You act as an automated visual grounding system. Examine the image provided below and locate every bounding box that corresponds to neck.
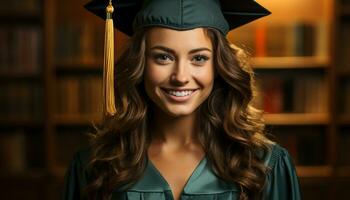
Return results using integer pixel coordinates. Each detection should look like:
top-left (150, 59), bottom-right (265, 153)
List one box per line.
top-left (149, 107), bottom-right (200, 150)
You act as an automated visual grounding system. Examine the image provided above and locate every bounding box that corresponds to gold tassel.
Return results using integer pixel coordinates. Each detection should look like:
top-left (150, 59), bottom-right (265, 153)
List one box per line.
top-left (103, 0), bottom-right (116, 117)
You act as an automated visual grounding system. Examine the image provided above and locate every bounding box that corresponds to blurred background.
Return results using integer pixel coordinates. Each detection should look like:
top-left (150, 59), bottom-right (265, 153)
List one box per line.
top-left (0, 0), bottom-right (349, 199)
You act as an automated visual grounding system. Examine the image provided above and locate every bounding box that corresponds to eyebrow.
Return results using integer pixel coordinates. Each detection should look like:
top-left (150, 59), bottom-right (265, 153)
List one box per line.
top-left (150, 45), bottom-right (212, 54)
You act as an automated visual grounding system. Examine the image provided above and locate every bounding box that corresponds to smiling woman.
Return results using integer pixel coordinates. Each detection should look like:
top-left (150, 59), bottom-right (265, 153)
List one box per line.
top-left (144, 27), bottom-right (214, 117)
top-left (62, 0), bottom-right (301, 200)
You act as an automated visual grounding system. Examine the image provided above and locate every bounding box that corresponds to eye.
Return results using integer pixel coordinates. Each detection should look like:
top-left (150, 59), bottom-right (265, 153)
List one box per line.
top-left (153, 53), bottom-right (174, 64)
top-left (192, 55), bottom-right (210, 65)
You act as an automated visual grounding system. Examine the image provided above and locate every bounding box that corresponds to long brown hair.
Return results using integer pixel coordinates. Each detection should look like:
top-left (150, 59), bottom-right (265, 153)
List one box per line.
top-left (84, 27), bottom-right (274, 200)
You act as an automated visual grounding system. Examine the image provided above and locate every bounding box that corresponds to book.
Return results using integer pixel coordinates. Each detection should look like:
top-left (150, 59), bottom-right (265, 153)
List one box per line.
top-left (0, 26), bottom-right (42, 75)
top-left (56, 76), bottom-right (103, 118)
top-left (0, 83), bottom-right (43, 119)
top-left (55, 22), bottom-right (105, 66)
top-left (255, 24), bottom-right (267, 57)
top-left (0, 131), bottom-right (27, 173)
top-left (260, 76), bottom-right (284, 113)
top-left (252, 22), bottom-right (321, 57)
top-left (293, 75), bottom-right (327, 113)
top-left (0, 0), bottom-right (40, 13)
top-left (280, 133), bottom-right (299, 164)
top-left (293, 22), bottom-right (316, 56)
top-left (315, 21), bottom-right (329, 58)
top-left (338, 131), bottom-right (350, 165)
top-left (265, 24), bottom-right (290, 57)
top-left (297, 131), bottom-right (325, 165)
top-left (341, 81), bottom-right (350, 114)
top-left (339, 24), bottom-right (350, 69)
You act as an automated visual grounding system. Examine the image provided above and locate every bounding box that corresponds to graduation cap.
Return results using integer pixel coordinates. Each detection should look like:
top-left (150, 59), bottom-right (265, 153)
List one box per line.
top-left (83, 0), bottom-right (271, 116)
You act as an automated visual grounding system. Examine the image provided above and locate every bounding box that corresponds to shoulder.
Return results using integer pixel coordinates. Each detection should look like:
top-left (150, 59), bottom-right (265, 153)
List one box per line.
top-left (67, 146), bottom-right (93, 181)
top-left (67, 146), bottom-right (91, 177)
top-left (262, 143), bottom-right (302, 199)
top-left (65, 146), bottom-right (93, 184)
top-left (71, 146), bottom-right (92, 167)
top-left (265, 143), bottom-right (292, 168)
top-left (62, 146), bottom-right (93, 199)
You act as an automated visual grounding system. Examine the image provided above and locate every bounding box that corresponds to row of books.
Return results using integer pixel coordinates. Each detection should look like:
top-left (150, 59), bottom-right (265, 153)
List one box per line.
top-left (339, 24), bottom-right (350, 69)
top-left (0, 131), bottom-right (27, 172)
top-left (0, 0), bottom-right (40, 13)
top-left (0, 129), bottom-right (44, 173)
top-left (343, 0), bottom-right (350, 6)
top-left (56, 76), bottom-right (103, 115)
top-left (0, 84), bottom-right (43, 119)
top-left (273, 129), bottom-right (326, 165)
top-left (229, 21), bottom-right (328, 57)
top-left (55, 23), bottom-right (104, 65)
top-left (339, 81), bottom-right (350, 114)
top-left (0, 27), bottom-right (42, 75)
top-left (338, 132), bottom-right (350, 165)
top-left (255, 75), bottom-right (328, 113)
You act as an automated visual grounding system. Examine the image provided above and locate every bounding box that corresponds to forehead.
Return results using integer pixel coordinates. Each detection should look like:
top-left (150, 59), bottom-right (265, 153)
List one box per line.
top-left (145, 27), bottom-right (212, 50)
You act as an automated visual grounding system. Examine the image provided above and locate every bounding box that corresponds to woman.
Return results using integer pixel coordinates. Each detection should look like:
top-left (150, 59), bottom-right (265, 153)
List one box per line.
top-left (63, 0), bottom-right (301, 199)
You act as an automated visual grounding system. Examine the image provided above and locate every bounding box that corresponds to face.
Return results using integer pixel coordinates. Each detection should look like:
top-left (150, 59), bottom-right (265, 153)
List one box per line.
top-left (144, 27), bottom-right (214, 117)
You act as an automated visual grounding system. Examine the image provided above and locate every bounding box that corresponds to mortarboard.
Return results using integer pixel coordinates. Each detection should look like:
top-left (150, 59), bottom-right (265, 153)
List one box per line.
top-left (83, 0), bottom-right (271, 116)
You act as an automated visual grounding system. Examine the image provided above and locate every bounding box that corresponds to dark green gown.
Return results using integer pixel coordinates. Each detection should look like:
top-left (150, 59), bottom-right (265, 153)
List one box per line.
top-left (62, 143), bottom-right (301, 200)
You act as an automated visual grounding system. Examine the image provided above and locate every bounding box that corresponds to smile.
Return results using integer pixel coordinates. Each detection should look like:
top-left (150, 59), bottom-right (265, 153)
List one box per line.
top-left (161, 88), bottom-right (198, 102)
top-left (166, 90), bottom-right (196, 97)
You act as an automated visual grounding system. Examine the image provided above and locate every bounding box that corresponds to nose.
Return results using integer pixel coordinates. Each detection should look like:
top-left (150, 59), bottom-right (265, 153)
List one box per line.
top-left (170, 60), bottom-right (190, 85)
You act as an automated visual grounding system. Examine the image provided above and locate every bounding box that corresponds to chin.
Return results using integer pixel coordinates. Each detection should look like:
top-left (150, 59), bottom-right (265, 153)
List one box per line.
top-left (161, 104), bottom-right (199, 117)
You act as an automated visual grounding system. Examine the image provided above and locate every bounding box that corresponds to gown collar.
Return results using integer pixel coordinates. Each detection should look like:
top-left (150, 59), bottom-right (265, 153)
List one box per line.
top-left (123, 155), bottom-right (239, 194)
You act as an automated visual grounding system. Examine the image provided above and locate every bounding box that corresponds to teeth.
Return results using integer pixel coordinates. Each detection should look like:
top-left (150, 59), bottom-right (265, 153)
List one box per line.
top-left (167, 90), bottom-right (194, 97)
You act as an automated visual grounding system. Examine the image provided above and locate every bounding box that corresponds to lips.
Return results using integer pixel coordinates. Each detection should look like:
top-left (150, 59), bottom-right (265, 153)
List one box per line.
top-left (161, 88), bottom-right (198, 97)
top-left (161, 88), bottom-right (197, 101)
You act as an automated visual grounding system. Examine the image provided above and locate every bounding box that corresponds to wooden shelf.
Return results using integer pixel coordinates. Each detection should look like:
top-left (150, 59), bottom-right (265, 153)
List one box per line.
top-left (252, 56), bottom-right (329, 69)
top-left (54, 114), bottom-right (102, 126)
top-left (263, 113), bottom-right (329, 125)
top-left (296, 166), bottom-right (333, 178)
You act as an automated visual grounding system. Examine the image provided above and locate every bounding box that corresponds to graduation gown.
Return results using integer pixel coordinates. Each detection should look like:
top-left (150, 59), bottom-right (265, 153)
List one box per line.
top-left (62, 143), bottom-right (301, 200)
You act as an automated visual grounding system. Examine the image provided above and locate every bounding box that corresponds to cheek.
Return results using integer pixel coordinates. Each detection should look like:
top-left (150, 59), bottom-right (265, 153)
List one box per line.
top-left (195, 65), bottom-right (215, 90)
top-left (144, 63), bottom-right (168, 93)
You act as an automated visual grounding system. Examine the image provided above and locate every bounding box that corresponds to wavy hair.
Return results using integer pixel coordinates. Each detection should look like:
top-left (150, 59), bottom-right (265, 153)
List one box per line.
top-left (84, 27), bottom-right (274, 200)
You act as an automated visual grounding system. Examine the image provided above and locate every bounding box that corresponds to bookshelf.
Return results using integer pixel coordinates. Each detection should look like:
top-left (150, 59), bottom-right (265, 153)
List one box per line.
top-left (334, 0), bottom-right (350, 195)
top-left (0, 0), bottom-right (45, 178)
top-left (0, 0), bottom-right (349, 199)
